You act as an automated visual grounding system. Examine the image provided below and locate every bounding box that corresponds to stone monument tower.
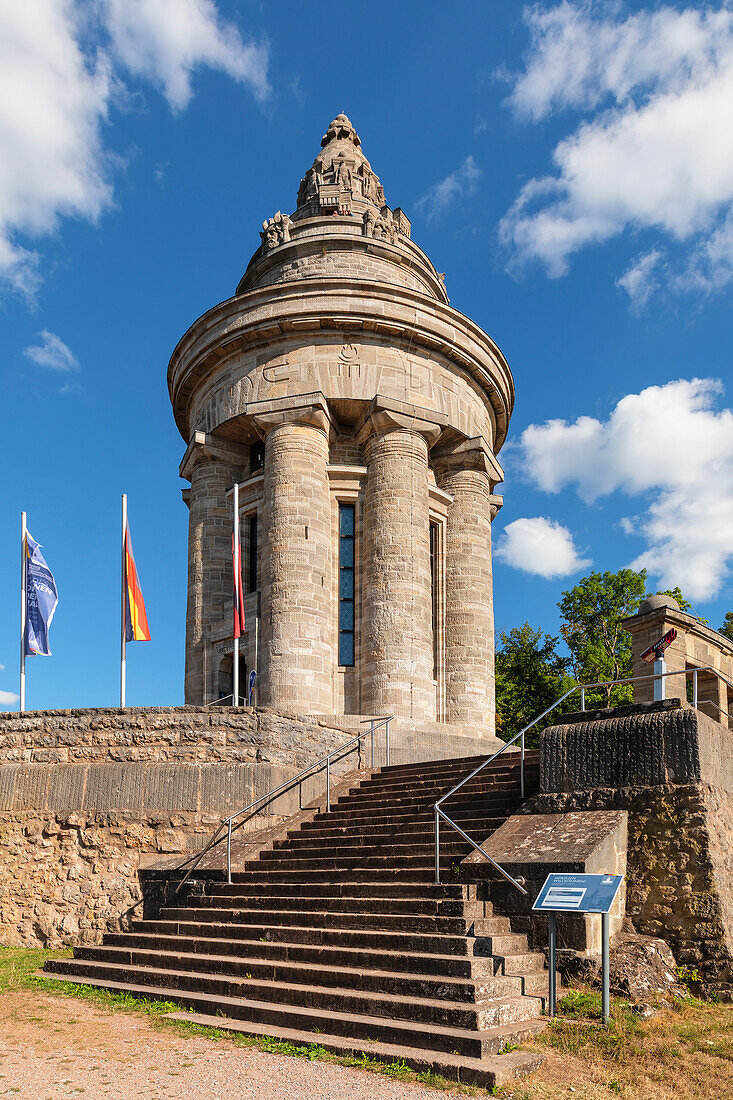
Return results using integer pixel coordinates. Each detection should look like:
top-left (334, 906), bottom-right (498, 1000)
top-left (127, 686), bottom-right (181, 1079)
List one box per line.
top-left (168, 114), bottom-right (514, 733)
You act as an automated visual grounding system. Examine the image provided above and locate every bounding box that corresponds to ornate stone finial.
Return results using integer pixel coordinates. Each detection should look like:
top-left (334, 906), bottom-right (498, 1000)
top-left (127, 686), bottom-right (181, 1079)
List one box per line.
top-left (321, 113), bottom-right (361, 149)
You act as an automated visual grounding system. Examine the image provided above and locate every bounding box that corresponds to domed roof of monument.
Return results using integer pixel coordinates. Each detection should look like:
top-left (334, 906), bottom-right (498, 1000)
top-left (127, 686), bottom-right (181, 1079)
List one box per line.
top-left (638, 593), bottom-right (681, 615)
top-left (311, 114), bottom-right (372, 171)
top-left (293, 112), bottom-right (388, 217)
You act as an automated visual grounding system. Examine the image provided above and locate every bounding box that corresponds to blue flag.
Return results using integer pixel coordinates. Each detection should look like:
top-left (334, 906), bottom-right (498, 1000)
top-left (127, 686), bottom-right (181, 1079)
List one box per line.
top-left (25, 532), bottom-right (58, 657)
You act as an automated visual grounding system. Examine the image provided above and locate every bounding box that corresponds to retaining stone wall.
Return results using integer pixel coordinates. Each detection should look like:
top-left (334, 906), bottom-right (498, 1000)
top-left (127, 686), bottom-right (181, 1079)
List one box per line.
top-left (534, 702), bottom-right (733, 997)
top-left (0, 705), bottom-right (498, 948)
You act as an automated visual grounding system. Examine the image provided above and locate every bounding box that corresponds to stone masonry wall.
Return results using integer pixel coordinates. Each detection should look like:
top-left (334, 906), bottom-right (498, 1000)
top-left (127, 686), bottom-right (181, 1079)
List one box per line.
top-left (535, 702), bottom-right (733, 997)
top-left (0, 705), bottom-right (500, 948)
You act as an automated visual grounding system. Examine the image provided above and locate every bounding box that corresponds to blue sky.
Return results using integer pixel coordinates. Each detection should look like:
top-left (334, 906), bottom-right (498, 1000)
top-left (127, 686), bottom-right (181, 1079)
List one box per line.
top-left (2, 0), bottom-right (733, 710)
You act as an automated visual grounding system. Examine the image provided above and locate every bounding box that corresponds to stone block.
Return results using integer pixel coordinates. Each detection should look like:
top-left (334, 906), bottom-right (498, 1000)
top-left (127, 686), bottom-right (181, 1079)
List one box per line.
top-left (12, 766), bottom-right (50, 810)
top-left (463, 810), bottom-right (627, 954)
top-left (199, 764), bottom-right (253, 815)
top-left (143, 765), bottom-right (199, 813)
top-left (47, 767), bottom-right (87, 813)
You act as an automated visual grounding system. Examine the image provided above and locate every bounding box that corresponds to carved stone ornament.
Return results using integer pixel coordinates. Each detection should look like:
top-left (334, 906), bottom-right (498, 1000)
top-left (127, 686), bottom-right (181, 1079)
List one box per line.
top-left (260, 211), bottom-right (292, 250)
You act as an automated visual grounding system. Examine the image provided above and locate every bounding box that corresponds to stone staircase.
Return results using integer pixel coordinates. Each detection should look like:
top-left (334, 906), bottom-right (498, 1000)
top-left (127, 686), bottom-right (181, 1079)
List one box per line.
top-left (43, 749), bottom-right (550, 1086)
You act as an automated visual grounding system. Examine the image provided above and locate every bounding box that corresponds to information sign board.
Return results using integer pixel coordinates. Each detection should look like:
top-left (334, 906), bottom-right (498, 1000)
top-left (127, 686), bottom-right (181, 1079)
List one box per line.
top-left (532, 873), bottom-right (623, 914)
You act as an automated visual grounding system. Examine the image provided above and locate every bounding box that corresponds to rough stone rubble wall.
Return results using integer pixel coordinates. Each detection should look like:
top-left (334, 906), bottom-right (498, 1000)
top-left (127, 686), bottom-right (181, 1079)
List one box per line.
top-left (0, 706), bottom-right (500, 948)
top-left (536, 703), bottom-right (733, 997)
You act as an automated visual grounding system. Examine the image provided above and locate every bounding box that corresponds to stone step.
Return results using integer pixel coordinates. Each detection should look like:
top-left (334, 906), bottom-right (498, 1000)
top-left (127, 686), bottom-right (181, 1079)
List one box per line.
top-left (258, 841), bottom-right (469, 862)
top-left (71, 944), bottom-right (526, 1003)
top-left (290, 815), bottom-right (504, 841)
top-left (162, 1010), bottom-right (545, 1089)
top-left (307, 799), bottom-right (520, 825)
top-left (105, 929), bottom-right (500, 979)
top-left (40, 967), bottom-right (542, 1055)
top-left (42, 750), bottom-right (549, 1087)
top-left (129, 916), bottom-right (496, 957)
top-left (374, 752), bottom-right (537, 779)
top-left (108, 927), bottom-right (554, 995)
top-left (236, 855), bottom-right (469, 874)
top-left (156, 905), bottom-right (508, 937)
top-left (226, 868), bottom-right (443, 883)
top-left (359, 770), bottom-right (538, 797)
top-left (189, 894), bottom-right (494, 919)
top-left (206, 880), bottom-right (475, 901)
top-left (493, 951), bottom-right (546, 975)
top-left (332, 791), bottom-right (524, 813)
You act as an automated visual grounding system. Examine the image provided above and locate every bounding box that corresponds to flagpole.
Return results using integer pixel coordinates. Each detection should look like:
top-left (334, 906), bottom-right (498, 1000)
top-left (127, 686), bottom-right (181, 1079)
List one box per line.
top-left (20, 511), bottom-right (27, 713)
top-left (120, 493), bottom-right (127, 709)
top-left (233, 482), bottom-right (239, 708)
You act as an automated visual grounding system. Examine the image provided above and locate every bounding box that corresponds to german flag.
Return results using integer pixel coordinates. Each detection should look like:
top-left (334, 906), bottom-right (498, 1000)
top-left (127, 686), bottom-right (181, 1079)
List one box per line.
top-left (124, 522), bottom-right (150, 642)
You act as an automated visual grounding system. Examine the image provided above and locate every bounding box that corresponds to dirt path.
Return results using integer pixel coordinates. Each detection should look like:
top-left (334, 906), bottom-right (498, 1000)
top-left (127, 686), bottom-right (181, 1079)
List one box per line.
top-left (0, 991), bottom-right (467, 1099)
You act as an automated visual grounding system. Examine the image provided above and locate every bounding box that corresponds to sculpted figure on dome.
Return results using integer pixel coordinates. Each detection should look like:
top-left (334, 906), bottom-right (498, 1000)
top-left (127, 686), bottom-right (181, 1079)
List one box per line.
top-left (260, 211), bottom-right (292, 250)
top-left (362, 207), bottom-right (377, 237)
top-left (336, 158), bottom-right (353, 191)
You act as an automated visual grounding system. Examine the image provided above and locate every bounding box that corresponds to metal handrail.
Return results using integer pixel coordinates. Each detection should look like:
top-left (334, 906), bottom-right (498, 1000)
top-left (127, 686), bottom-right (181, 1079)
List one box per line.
top-left (203, 693), bottom-right (247, 707)
top-left (174, 716), bottom-right (393, 892)
top-left (434, 664), bottom-right (733, 887)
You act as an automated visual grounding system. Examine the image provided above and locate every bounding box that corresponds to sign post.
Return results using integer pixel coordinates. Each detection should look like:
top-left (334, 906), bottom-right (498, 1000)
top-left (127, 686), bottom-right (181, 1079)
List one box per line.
top-left (533, 872), bottom-right (624, 1024)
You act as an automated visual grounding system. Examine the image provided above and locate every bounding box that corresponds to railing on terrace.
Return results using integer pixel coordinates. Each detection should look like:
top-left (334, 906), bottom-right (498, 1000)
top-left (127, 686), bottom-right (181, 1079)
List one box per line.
top-left (434, 665), bottom-right (733, 890)
top-left (174, 716), bottom-right (393, 891)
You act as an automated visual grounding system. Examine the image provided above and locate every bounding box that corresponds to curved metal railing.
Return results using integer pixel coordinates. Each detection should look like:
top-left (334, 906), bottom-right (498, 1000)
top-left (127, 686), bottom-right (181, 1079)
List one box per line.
top-left (434, 665), bottom-right (733, 888)
top-left (174, 716), bottom-right (393, 892)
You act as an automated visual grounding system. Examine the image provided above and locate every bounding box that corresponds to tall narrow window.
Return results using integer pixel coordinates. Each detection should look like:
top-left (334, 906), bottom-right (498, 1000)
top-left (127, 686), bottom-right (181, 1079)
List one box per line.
top-left (339, 504), bottom-right (355, 667)
top-left (248, 515), bottom-right (258, 592)
top-left (430, 522), bottom-right (439, 680)
top-left (250, 440), bottom-right (265, 473)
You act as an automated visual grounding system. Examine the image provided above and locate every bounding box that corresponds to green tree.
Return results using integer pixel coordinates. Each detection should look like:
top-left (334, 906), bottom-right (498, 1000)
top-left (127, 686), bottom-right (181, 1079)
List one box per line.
top-left (720, 612), bottom-right (733, 642)
top-left (495, 623), bottom-right (572, 747)
top-left (559, 569), bottom-right (648, 705)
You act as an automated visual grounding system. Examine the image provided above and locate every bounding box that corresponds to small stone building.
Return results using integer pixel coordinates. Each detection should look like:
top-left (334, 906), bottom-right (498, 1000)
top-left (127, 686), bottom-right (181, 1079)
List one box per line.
top-left (169, 115), bottom-right (512, 733)
top-left (624, 593), bottom-right (733, 725)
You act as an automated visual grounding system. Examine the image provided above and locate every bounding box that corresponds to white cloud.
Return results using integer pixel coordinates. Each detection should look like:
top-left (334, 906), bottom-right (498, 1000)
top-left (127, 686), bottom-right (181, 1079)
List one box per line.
top-left (496, 516), bottom-right (591, 579)
top-left (617, 249), bottom-right (663, 310)
top-left (418, 156), bottom-right (481, 223)
top-left (103, 0), bottom-right (270, 111)
top-left (0, 1), bottom-right (113, 298)
top-left (517, 378), bottom-right (733, 600)
top-left (0, 1), bottom-right (268, 299)
top-left (501, 3), bottom-right (733, 297)
top-left (24, 331), bottom-right (79, 372)
top-left (0, 690), bottom-right (19, 707)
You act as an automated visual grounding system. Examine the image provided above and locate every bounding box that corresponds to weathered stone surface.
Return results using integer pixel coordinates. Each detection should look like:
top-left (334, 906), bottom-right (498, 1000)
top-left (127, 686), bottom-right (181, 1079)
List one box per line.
top-left (464, 811), bottom-right (627, 953)
top-left (541, 703), bottom-right (733, 793)
top-left (534, 702), bottom-right (733, 997)
top-left (558, 934), bottom-right (686, 1000)
top-left (170, 114), bottom-right (512, 733)
top-left (0, 704), bottom-right (500, 948)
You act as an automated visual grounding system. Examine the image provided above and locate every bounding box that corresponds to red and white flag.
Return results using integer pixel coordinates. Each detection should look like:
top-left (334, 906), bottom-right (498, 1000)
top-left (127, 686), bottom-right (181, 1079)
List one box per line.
top-left (232, 527), bottom-right (245, 639)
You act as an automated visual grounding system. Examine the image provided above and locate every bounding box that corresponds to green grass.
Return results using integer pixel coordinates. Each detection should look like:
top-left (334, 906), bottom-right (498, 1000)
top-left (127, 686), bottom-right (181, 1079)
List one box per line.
top-left (0, 947), bottom-right (485, 1094)
top-left (500, 988), bottom-right (733, 1100)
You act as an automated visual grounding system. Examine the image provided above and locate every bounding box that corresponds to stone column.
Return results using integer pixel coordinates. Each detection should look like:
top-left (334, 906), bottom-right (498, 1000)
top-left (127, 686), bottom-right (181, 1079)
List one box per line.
top-left (252, 396), bottom-right (334, 713)
top-left (180, 433), bottom-right (247, 705)
top-left (357, 401), bottom-right (441, 719)
top-left (433, 440), bottom-right (497, 731)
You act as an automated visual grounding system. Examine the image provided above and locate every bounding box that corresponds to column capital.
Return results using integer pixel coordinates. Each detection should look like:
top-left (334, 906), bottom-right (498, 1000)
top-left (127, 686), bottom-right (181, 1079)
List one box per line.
top-left (355, 395), bottom-right (447, 447)
top-left (248, 392), bottom-right (333, 438)
top-left (431, 435), bottom-right (504, 488)
top-left (179, 431), bottom-right (248, 481)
